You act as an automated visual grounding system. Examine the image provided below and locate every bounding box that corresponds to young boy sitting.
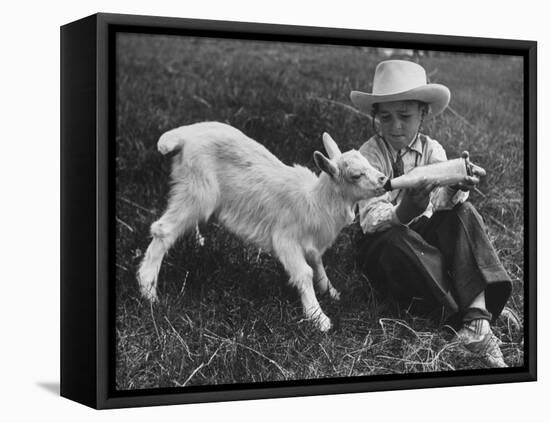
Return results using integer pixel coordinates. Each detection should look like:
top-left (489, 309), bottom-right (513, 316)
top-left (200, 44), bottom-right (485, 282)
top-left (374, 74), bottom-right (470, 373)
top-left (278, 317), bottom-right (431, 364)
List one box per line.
top-left (351, 60), bottom-right (512, 368)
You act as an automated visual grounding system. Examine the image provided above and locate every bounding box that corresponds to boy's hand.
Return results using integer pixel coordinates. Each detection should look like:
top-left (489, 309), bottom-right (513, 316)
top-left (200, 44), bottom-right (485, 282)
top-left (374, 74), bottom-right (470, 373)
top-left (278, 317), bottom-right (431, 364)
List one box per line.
top-left (396, 178), bottom-right (438, 224)
top-left (453, 151), bottom-right (486, 191)
top-left (453, 175), bottom-right (480, 191)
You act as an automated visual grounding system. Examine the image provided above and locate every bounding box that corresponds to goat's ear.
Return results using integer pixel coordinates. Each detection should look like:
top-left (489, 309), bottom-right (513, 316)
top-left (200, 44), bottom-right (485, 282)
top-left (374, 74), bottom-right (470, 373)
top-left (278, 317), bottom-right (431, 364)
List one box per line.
top-left (314, 151), bottom-right (339, 178)
top-left (322, 132), bottom-right (342, 160)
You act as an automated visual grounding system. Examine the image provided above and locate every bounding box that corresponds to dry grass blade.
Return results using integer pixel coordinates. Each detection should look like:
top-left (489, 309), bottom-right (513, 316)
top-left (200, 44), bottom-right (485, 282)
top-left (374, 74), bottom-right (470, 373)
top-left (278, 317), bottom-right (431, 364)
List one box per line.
top-left (236, 343), bottom-right (290, 378)
top-left (485, 214), bottom-right (516, 236)
top-left (119, 196), bottom-right (156, 215)
top-left (309, 96), bottom-right (374, 121)
top-left (319, 343), bottom-right (337, 373)
top-left (377, 341), bottom-right (459, 370)
top-left (149, 302), bottom-right (161, 345)
top-left (379, 318), bottom-right (424, 339)
top-left (178, 271), bottom-right (190, 297)
top-left (473, 187), bottom-right (487, 198)
top-left (500, 306), bottom-right (522, 330)
top-left (116, 216), bottom-right (135, 232)
top-left (163, 316), bottom-right (192, 360)
top-left (445, 105), bottom-right (481, 135)
top-left (176, 342), bottom-right (227, 387)
top-left (192, 94), bottom-right (212, 109)
top-left (115, 263), bottom-right (129, 272)
top-left (205, 329), bottom-right (290, 378)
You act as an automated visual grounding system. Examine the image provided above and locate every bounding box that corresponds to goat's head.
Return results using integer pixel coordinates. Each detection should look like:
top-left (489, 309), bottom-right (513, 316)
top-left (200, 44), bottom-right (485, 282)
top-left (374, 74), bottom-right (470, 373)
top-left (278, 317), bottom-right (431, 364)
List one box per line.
top-left (314, 132), bottom-right (388, 200)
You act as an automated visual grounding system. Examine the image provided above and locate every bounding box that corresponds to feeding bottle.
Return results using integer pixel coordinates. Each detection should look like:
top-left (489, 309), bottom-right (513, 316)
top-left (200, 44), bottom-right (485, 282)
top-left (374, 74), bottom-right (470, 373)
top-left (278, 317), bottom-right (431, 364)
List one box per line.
top-left (383, 151), bottom-right (486, 191)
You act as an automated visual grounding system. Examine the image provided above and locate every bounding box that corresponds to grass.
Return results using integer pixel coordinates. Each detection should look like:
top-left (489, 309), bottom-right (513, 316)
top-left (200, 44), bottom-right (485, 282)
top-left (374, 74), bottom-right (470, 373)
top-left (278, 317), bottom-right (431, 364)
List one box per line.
top-left (114, 34), bottom-right (525, 390)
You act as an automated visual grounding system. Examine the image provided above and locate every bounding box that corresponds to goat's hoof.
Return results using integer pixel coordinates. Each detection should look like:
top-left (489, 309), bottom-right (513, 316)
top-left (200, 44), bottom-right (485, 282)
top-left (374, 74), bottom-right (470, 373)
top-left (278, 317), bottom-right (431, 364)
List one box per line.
top-left (139, 285), bottom-right (158, 303)
top-left (316, 314), bottom-right (332, 332)
top-left (195, 232), bottom-right (205, 247)
top-left (329, 288), bottom-right (341, 301)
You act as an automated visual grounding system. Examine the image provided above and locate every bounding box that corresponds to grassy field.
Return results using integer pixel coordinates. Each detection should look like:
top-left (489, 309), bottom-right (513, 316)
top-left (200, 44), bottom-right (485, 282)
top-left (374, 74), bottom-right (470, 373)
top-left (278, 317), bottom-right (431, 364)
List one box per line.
top-left (114, 33), bottom-right (524, 390)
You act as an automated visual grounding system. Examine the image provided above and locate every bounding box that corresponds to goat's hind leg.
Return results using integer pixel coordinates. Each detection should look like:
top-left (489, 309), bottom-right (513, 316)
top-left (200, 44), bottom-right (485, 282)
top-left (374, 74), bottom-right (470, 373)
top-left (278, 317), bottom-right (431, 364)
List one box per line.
top-left (274, 239), bottom-right (332, 332)
top-left (137, 207), bottom-right (200, 302)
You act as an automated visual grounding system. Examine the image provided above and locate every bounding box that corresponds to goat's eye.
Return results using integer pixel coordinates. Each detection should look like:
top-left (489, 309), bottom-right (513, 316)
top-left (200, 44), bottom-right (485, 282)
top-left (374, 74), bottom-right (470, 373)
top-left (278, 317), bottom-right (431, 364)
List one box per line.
top-left (350, 173), bottom-right (362, 181)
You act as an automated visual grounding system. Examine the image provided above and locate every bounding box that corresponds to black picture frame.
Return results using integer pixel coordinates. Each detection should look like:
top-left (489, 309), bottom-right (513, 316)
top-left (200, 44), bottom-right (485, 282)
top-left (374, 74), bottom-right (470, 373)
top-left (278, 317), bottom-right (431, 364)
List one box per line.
top-left (60, 12), bottom-right (537, 409)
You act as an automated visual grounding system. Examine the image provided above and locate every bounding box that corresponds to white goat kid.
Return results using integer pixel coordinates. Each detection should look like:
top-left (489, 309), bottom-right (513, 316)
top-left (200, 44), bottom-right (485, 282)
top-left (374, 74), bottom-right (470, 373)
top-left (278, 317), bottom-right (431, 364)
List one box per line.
top-left (137, 122), bottom-right (387, 331)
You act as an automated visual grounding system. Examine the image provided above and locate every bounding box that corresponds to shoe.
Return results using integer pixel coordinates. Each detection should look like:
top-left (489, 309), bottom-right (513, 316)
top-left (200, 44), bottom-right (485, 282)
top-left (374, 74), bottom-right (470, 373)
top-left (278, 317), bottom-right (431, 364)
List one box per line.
top-left (456, 320), bottom-right (508, 368)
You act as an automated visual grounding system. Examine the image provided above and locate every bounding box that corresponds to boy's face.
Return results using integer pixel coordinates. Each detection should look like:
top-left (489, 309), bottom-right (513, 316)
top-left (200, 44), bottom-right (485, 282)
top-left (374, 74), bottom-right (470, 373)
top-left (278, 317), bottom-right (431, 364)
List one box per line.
top-left (375, 100), bottom-right (424, 151)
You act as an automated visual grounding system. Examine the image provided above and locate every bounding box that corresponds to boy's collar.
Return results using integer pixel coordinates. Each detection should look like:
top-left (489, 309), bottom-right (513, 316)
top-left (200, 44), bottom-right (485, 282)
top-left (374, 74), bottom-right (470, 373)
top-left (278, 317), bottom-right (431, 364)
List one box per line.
top-left (408, 133), bottom-right (424, 155)
top-left (378, 133), bottom-right (424, 155)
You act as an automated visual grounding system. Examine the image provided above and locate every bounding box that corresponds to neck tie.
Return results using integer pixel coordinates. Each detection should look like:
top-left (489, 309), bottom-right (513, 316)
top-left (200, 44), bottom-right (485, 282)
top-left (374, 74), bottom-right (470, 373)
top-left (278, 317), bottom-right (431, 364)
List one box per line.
top-left (392, 151), bottom-right (404, 177)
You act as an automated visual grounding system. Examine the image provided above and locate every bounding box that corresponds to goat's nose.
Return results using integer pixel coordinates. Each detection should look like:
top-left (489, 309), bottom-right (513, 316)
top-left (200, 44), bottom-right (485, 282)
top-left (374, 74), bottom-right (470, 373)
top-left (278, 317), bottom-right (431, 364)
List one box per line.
top-left (378, 174), bottom-right (388, 185)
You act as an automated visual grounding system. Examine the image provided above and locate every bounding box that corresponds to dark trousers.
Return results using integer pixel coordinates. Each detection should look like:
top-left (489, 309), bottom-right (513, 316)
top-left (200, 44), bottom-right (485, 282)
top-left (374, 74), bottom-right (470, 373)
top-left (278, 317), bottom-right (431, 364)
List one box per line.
top-left (357, 202), bottom-right (512, 326)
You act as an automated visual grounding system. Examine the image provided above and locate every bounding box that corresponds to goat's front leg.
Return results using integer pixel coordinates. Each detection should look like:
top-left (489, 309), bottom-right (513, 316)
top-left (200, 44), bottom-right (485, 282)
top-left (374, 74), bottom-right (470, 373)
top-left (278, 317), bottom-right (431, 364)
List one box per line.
top-left (306, 249), bottom-right (341, 301)
top-left (274, 240), bottom-right (331, 332)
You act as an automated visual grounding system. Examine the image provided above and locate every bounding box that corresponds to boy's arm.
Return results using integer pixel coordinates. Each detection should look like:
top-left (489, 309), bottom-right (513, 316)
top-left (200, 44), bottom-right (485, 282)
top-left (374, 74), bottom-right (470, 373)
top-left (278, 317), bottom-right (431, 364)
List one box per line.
top-left (358, 195), bottom-right (401, 233)
top-left (358, 139), bottom-right (402, 233)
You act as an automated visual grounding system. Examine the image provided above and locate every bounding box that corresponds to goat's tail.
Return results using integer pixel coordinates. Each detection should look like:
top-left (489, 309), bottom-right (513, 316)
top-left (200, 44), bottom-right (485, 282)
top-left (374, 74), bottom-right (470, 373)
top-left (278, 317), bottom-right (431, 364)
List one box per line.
top-left (157, 126), bottom-right (188, 156)
top-left (157, 122), bottom-right (242, 157)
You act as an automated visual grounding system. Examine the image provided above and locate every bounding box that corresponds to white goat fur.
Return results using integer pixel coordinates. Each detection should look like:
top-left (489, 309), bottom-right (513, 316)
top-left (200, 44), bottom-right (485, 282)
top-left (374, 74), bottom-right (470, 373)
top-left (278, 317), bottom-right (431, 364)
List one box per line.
top-left (137, 122), bottom-right (386, 331)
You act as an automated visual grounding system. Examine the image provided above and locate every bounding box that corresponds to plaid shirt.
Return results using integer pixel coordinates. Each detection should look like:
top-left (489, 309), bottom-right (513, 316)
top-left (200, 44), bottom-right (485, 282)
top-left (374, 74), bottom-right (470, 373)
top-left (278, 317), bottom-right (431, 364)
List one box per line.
top-left (358, 133), bottom-right (469, 234)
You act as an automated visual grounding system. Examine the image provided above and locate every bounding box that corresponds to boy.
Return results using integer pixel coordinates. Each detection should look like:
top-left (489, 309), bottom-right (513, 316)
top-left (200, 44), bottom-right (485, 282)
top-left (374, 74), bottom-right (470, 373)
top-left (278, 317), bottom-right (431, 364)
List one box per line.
top-left (351, 60), bottom-right (512, 368)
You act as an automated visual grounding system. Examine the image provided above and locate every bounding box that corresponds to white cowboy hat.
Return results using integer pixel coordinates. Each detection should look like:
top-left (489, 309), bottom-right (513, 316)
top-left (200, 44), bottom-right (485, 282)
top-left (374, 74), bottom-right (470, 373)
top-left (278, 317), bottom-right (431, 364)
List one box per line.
top-left (350, 60), bottom-right (451, 118)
